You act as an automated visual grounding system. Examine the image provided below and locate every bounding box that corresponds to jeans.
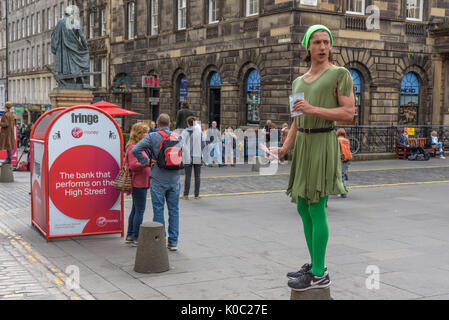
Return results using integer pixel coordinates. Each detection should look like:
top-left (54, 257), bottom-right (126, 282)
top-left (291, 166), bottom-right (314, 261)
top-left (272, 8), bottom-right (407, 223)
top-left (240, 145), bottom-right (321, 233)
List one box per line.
top-left (150, 179), bottom-right (180, 246)
top-left (126, 187), bottom-right (148, 240)
top-left (341, 161), bottom-right (349, 188)
top-left (184, 164), bottom-right (201, 197)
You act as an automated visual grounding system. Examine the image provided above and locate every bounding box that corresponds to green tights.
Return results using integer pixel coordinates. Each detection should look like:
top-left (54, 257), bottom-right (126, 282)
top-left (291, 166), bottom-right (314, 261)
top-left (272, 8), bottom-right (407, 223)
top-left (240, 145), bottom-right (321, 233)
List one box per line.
top-left (297, 196), bottom-right (329, 277)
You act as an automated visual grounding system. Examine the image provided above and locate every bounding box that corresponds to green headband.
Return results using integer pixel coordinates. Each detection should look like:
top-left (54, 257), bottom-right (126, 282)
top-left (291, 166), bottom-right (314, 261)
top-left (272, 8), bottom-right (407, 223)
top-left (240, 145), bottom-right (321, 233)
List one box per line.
top-left (301, 25), bottom-right (333, 50)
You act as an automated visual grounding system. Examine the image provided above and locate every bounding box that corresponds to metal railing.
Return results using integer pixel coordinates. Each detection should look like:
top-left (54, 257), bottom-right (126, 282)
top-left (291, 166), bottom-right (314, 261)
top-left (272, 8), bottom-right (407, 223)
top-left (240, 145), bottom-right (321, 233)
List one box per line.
top-left (339, 125), bottom-right (449, 154)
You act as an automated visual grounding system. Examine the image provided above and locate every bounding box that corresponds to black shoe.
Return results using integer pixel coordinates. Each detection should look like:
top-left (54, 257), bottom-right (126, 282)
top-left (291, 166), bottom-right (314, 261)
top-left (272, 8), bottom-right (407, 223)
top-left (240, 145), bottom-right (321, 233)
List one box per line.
top-left (286, 263), bottom-right (312, 280)
top-left (288, 270), bottom-right (331, 291)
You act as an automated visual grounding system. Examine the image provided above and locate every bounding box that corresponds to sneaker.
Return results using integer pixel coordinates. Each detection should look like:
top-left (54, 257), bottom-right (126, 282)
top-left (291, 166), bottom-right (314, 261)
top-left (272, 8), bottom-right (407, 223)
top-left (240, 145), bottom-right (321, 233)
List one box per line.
top-left (286, 263), bottom-right (312, 280)
top-left (340, 193), bottom-right (347, 198)
top-left (131, 240), bottom-right (138, 247)
top-left (440, 155), bottom-right (446, 159)
top-left (180, 195), bottom-right (189, 200)
top-left (125, 236), bottom-right (133, 244)
top-left (288, 270), bottom-right (331, 291)
top-left (194, 195), bottom-right (201, 199)
top-left (167, 244), bottom-right (178, 251)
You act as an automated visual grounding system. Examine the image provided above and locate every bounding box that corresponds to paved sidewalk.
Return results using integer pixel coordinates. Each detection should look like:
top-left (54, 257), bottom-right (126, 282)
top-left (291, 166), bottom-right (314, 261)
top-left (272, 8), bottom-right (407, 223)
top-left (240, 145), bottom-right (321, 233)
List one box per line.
top-left (1, 159), bottom-right (449, 299)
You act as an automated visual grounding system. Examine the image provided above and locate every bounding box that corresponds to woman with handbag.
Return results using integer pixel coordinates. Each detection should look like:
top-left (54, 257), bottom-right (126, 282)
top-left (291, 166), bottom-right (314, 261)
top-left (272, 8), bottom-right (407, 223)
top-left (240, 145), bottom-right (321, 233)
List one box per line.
top-left (125, 122), bottom-right (151, 246)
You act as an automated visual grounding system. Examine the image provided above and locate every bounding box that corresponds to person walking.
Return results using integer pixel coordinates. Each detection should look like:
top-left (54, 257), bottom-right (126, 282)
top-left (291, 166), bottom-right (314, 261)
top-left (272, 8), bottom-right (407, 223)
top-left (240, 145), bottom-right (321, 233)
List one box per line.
top-left (0, 102), bottom-right (16, 165)
top-left (223, 126), bottom-right (237, 166)
top-left (180, 117), bottom-right (204, 199)
top-left (280, 123), bottom-right (290, 164)
top-left (125, 122), bottom-right (151, 246)
top-left (336, 128), bottom-right (352, 198)
top-left (206, 121), bottom-right (223, 167)
top-left (201, 123), bottom-right (208, 165)
top-left (271, 25), bottom-right (355, 291)
top-left (175, 101), bottom-right (195, 129)
top-left (132, 114), bottom-right (182, 251)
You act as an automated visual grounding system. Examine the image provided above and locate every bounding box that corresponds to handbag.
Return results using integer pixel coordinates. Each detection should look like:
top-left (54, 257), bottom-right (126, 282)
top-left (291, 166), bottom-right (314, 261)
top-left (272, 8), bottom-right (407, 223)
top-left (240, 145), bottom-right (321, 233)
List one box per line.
top-left (113, 149), bottom-right (132, 193)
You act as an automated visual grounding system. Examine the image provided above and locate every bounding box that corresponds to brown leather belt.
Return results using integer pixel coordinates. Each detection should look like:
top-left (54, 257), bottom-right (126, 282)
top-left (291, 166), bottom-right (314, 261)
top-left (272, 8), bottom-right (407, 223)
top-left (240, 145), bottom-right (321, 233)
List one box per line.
top-left (299, 127), bottom-right (334, 134)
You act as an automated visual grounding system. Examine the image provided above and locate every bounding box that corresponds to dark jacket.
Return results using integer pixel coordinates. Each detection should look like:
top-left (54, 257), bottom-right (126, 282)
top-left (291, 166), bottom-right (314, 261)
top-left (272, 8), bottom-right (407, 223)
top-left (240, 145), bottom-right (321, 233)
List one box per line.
top-left (175, 108), bottom-right (195, 129)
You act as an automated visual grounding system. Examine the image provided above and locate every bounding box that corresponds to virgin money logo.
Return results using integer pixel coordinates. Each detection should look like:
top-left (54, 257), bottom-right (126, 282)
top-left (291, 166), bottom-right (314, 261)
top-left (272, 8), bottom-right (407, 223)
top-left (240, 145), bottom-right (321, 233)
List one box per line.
top-left (71, 127), bottom-right (83, 139)
top-left (96, 217), bottom-right (106, 227)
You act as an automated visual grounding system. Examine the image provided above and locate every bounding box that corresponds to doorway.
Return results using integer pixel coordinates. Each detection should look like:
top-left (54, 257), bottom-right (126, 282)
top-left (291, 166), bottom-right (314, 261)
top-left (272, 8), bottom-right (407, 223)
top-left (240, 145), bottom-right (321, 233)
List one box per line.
top-left (209, 88), bottom-right (221, 127)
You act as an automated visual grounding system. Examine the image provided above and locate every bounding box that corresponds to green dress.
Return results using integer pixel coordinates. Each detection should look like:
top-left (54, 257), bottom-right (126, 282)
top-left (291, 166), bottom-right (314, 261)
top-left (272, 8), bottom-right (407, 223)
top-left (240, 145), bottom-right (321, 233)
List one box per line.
top-left (286, 66), bottom-right (353, 205)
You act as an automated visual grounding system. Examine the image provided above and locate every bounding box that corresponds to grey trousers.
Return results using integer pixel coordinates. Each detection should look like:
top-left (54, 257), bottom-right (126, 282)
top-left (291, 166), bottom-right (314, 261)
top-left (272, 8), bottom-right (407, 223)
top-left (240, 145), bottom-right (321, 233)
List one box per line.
top-left (184, 164), bottom-right (201, 197)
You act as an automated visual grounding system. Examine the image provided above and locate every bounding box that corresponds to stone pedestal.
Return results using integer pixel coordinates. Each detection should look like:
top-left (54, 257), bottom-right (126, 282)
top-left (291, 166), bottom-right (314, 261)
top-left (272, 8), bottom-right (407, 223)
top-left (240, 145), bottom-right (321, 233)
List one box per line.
top-left (0, 164), bottom-right (14, 182)
top-left (134, 222), bottom-right (170, 274)
top-left (290, 288), bottom-right (332, 300)
top-left (49, 89), bottom-right (94, 108)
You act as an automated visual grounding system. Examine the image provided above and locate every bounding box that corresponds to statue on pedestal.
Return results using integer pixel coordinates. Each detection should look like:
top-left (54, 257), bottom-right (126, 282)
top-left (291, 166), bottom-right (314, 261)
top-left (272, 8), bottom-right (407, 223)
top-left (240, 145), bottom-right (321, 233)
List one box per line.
top-left (48, 6), bottom-right (99, 90)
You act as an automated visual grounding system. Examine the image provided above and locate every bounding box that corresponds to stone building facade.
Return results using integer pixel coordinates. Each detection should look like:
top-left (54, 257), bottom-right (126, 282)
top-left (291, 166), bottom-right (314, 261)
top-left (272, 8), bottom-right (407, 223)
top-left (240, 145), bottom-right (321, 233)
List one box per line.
top-left (106, 0), bottom-right (449, 131)
top-left (5, 0), bottom-right (66, 124)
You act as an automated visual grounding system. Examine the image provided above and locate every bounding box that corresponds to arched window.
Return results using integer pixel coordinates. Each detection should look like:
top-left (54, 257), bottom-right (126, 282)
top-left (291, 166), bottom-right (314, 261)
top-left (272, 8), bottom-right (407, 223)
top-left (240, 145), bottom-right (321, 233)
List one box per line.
top-left (399, 72), bottom-right (420, 125)
top-left (349, 69), bottom-right (362, 125)
top-left (209, 72), bottom-right (221, 87)
top-left (245, 69), bottom-right (260, 125)
top-left (177, 74), bottom-right (188, 110)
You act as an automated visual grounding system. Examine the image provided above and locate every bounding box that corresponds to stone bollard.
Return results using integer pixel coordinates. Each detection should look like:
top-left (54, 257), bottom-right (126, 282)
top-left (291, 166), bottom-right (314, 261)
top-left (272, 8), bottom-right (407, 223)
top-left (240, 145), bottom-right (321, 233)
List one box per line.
top-left (290, 288), bottom-right (332, 300)
top-left (0, 164), bottom-right (14, 183)
top-left (134, 222), bottom-right (170, 274)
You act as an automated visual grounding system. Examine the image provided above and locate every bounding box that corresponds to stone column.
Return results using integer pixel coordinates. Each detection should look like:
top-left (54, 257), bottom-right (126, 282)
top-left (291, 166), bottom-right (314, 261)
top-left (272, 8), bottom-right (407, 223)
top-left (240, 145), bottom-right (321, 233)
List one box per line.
top-left (443, 59), bottom-right (449, 125)
top-left (221, 84), bottom-right (240, 129)
top-left (431, 54), bottom-right (443, 125)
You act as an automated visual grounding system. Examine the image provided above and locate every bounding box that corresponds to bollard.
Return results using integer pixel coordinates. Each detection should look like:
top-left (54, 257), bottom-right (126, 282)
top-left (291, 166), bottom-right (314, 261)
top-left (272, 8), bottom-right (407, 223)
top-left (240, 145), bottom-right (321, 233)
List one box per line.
top-left (134, 222), bottom-right (170, 274)
top-left (0, 164), bottom-right (14, 183)
top-left (290, 288), bottom-right (332, 300)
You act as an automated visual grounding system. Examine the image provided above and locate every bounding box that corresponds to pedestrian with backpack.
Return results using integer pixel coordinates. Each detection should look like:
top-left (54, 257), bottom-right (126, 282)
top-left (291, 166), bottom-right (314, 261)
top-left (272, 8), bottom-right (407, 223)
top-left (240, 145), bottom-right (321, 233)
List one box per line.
top-left (336, 128), bottom-right (352, 198)
top-left (132, 114), bottom-right (183, 251)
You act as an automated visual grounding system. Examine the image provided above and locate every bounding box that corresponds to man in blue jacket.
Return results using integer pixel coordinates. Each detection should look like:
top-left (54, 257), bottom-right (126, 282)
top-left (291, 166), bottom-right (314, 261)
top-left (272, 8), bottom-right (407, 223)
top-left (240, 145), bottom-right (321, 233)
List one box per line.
top-left (132, 113), bottom-right (181, 251)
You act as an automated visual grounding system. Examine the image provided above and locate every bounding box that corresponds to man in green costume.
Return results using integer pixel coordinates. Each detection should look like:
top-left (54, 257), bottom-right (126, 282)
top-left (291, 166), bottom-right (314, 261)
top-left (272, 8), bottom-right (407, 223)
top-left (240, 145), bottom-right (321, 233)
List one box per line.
top-left (272, 25), bottom-right (355, 291)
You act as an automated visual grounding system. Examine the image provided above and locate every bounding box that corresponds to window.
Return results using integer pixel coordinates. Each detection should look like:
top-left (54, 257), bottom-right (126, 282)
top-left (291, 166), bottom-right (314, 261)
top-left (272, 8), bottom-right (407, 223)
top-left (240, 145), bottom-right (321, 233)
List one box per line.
top-left (101, 9), bottom-right (107, 36)
top-left (47, 43), bottom-right (52, 65)
top-left (349, 69), bottom-right (362, 125)
top-left (209, 0), bottom-right (218, 24)
top-left (101, 58), bottom-right (107, 88)
top-left (150, 0), bottom-right (158, 35)
top-left (177, 74), bottom-right (188, 109)
top-left (89, 12), bottom-right (94, 38)
top-left (399, 72), bottom-right (420, 125)
top-left (406, 0), bottom-right (423, 21)
top-left (21, 18), bottom-right (25, 38)
top-left (37, 45), bottom-right (41, 67)
top-left (127, 2), bottom-right (135, 39)
top-left (47, 8), bottom-right (51, 30)
top-left (31, 14), bottom-right (35, 34)
top-left (245, 69), bottom-right (261, 124)
top-left (246, 0), bottom-right (259, 17)
top-left (37, 12), bottom-right (41, 33)
top-left (27, 16), bottom-right (30, 36)
top-left (177, 0), bottom-right (186, 30)
top-left (346, 0), bottom-right (364, 15)
top-left (31, 46), bottom-right (35, 68)
top-left (54, 5), bottom-right (58, 27)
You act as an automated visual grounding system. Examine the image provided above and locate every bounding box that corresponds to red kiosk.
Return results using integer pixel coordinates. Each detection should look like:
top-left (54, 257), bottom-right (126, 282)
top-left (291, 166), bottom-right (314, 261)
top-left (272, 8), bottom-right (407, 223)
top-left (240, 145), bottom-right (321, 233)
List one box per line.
top-left (30, 105), bottom-right (124, 242)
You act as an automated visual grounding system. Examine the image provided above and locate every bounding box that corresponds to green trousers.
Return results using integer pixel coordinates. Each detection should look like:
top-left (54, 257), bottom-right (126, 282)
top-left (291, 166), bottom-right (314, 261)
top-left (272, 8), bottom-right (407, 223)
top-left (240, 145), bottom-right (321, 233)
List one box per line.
top-left (297, 196), bottom-right (329, 277)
